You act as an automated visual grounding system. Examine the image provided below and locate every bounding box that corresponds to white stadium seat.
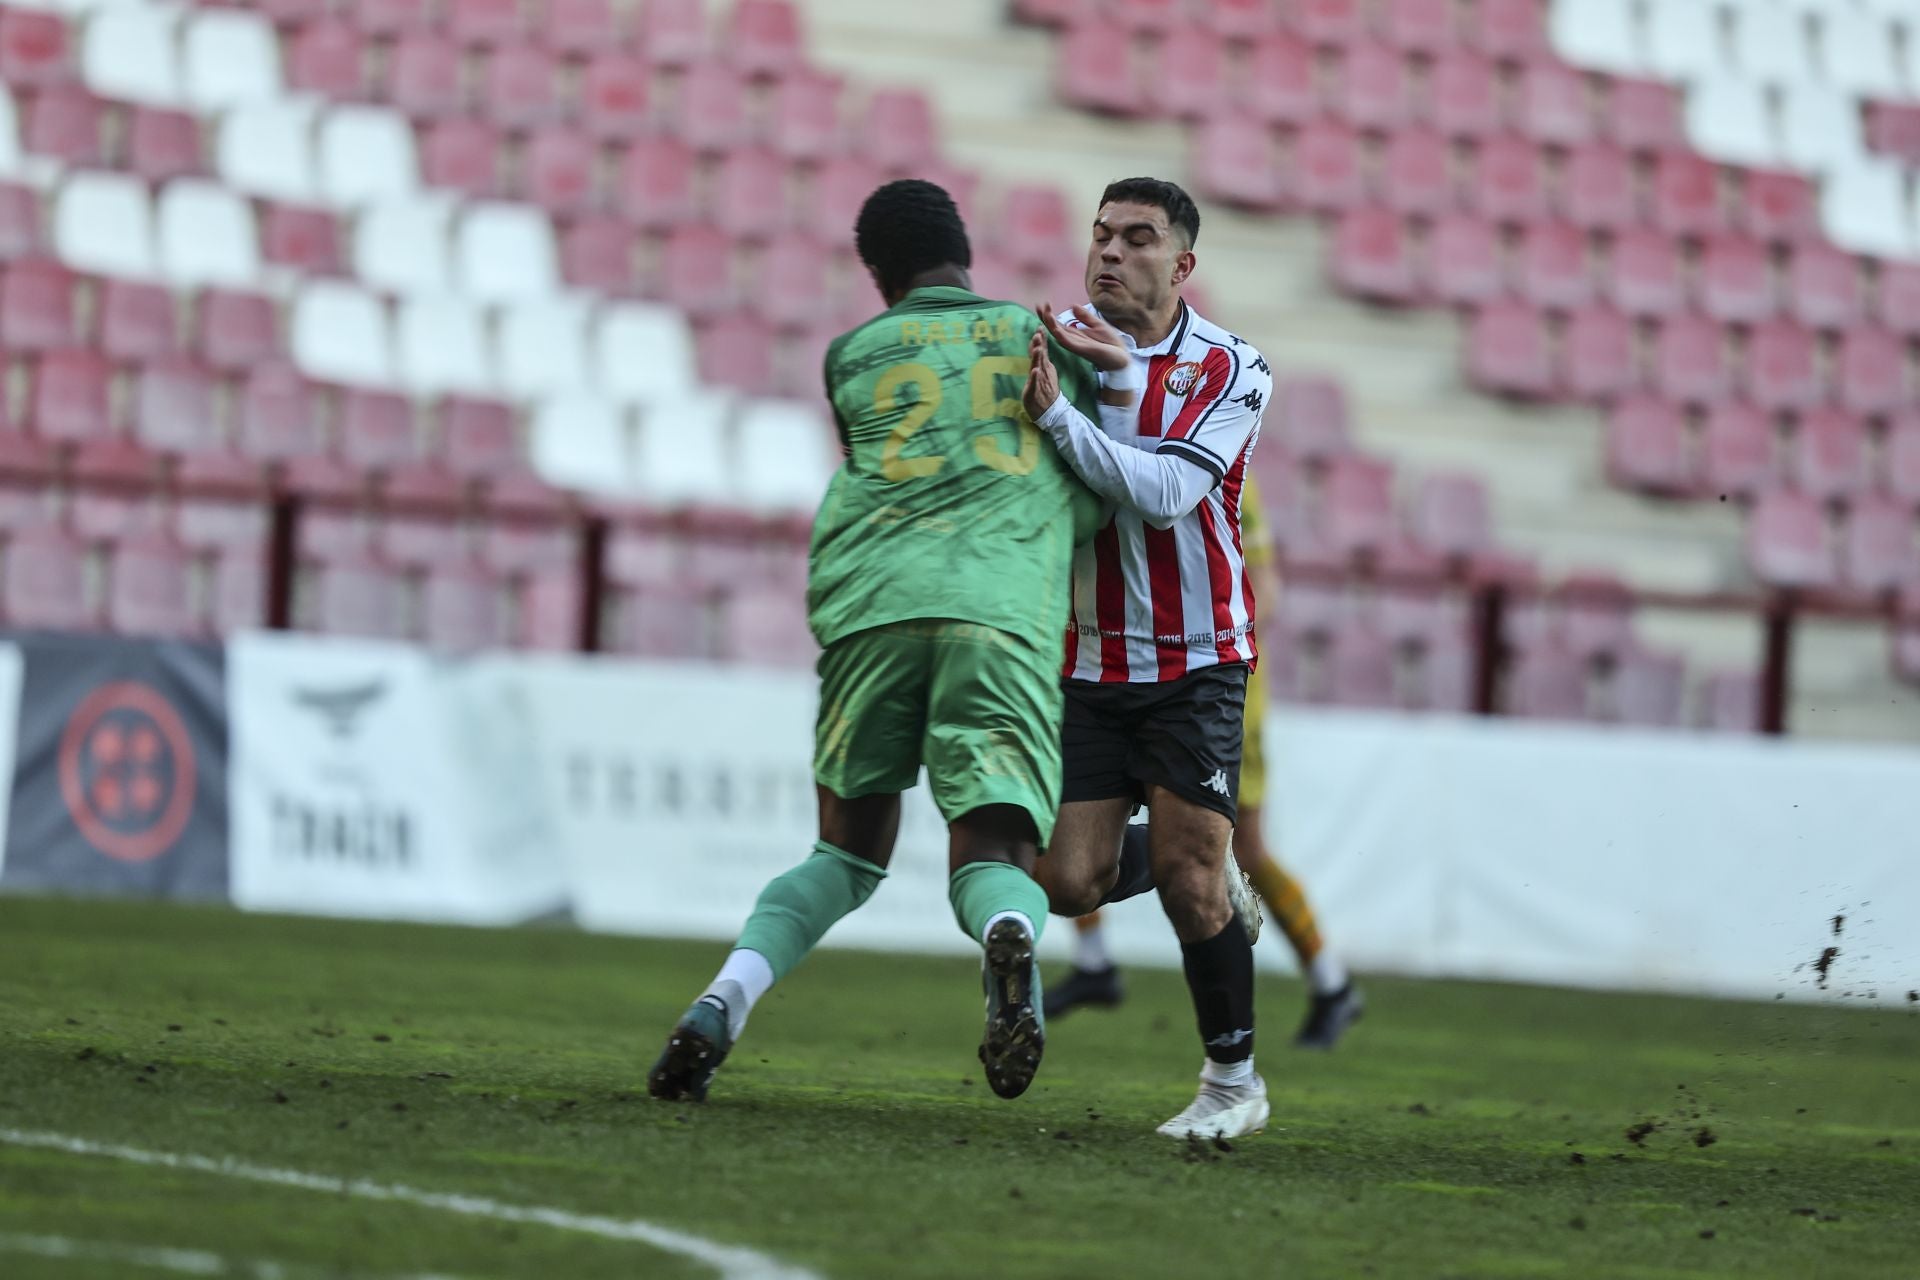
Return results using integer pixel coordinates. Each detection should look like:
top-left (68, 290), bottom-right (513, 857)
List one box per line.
top-left (353, 198), bottom-right (456, 295)
top-left (217, 101), bottom-right (320, 203)
top-left (53, 170), bottom-right (154, 277)
top-left (290, 281), bottom-right (394, 387)
top-left (1780, 85), bottom-right (1866, 173)
top-left (157, 179), bottom-right (261, 286)
top-left (498, 297), bottom-right (591, 398)
top-left (318, 106), bottom-right (417, 206)
top-left (1550, 0), bottom-right (1644, 74)
top-left (0, 85), bottom-right (21, 176)
top-left (1820, 160), bottom-right (1915, 259)
top-left (632, 391), bottom-right (734, 506)
top-left (529, 395), bottom-right (633, 495)
top-left (396, 297), bottom-right (493, 396)
top-left (456, 203), bottom-right (558, 302)
top-left (1729, 3), bottom-right (1814, 85)
top-left (592, 302), bottom-right (697, 402)
top-left (1644, 2), bottom-right (1726, 82)
top-left (1816, 9), bottom-right (1905, 97)
top-left (735, 399), bottom-right (835, 514)
top-left (181, 9), bottom-right (282, 110)
top-left (1686, 77), bottom-right (1779, 166)
top-left (81, 6), bottom-right (181, 107)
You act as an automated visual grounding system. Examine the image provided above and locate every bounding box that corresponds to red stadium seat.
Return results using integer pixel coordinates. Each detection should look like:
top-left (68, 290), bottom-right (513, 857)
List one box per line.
top-left (1002, 185), bottom-right (1072, 271)
top-left (1606, 395), bottom-right (1693, 495)
top-left (1700, 402), bottom-right (1777, 500)
top-left (861, 87), bottom-right (938, 172)
top-left (1243, 33), bottom-right (1318, 125)
top-left (420, 119), bottom-right (502, 197)
top-left (311, 556), bottom-right (408, 640)
top-left (1381, 0), bottom-right (1455, 52)
top-left (1558, 572), bottom-right (1634, 660)
top-left (1326, 623), bottom-right (1397, 708)
top-left (1291, 119), bottom-right (1367, 212)
top-left (1467, 135), bottom-right (1548, 225)
top-left (106, 534), bottom-right (198, 637)
top-left (1194, 116), bottom-right (1284, 210)
top-left (340, 389), bottom-right (418, 471)
top-left (1562, 305), bottom-right (1636, 402)
top-left (1422, 213), bottom-right (1504, 306)
top-left (254, 0), bottom-right (334, 27)
top-left (548, 0), bottom-right (625, 54)
top-left (637, 0), bottom-right (707, 68)
top-left (483, 45), bottom-right (561, 129)
top-left (612, 579), bottom-right (712, 659)
top-left (262, 204), bottom-right (344, 274)
top-left (1197, 0), bottom-right (1277, 41)
top-left (1840, 492), bottom-right (1917, 595)
top-left (1791, 408), bottom-right (1870, 504)
top-left (1380, 126), bottom-right (1455, 217)
top-left (1560, 143), bottom-right (1637, 232)
top-left (1696, 234), bottom-right (1775, 324)
top-left (1650, 151), bottom-right (1724, 238)
top-left (1878, 261), bottom-right (1920, 338)
top-left (99, 280), bottom-right (178, 364)
top-left (720, 584), bottom-right (816, 667)
top-left (0, 8), bottom-right (72, 90)
top-left (236, 363), bottom-right (322, 462)
top-left (1747, 488), bottom-right (1833, 588)
top-left (133, 358), bottom-right (219, 455)
top-left (353, 0), bottom-right (435, 36)
top-left (1330, 208), bottom-right (1416, 302)
top-left (617, 135), bottom-right (697, 231)
top-left (1508, 643), bottom-right (1587, 720)
top-left (1887, 413), bottom-right (1920, 511)
top-left (728, 0), bottom-right (804, 78)
top-left (520, 126), bottom-right (596, 214)
top-left (1651, 312), bottom-right (1730, 404)
top-left (1295, 0), bottom-right (1366, 47)
top-left (1411, 471), bottom-right (1491, 560)
top-left (579, 55), bottom-right (650, 139)
top-left (204, 543), bottom-right (265, 633)
top-left (1335, 40), bottom-right (1409, 132)
top-left (758, 231), bottom-right (828, 330)
top-left (1473, 0), bottom-right (1550, 61)
top-left (3, 526), bottom-right (94, 630)
top-left (1892, 624), bottom-right (1920, 686)
top-left (441, 396), bottom-right (521, 477)
top-left (1, 259), bottom-right (77, 352)
top-left (1148, 27), bottom-right (1228, 120)
top-left (1696, 670), bottom-right (1759, 732)
top-left (30, 350), bottom-right (110, 443)
top-left (675, 60), bottom-right (751, 154)
top-left (0, 183), bottom-right (42, 262)
top-left (558, 215), bottom-right (636, 292)
top-left (1057, 22), bottom-right (1140, 116)
top-left (125, 107), bottom-right (205, 183)
top-left (710, 148), bottom-right (789, 241)
top-left (1865, 100), bottom-right (1920, 166)
top-left (24, 85), bottom-right (106, 166)
top-left (1516, 59), bottom-right (1593, 146)
top-left (1612, 645), bottom-right (1686, 727)
top-left (1517, 221), bottom-right (1594, 310)
top-left (287, 21), bottom-right (366, 98)
top-left (385, 34), bottom-right (463, 119)
top-left (1833, 327), bottom-right (1905, 419)
top-left (69, 439), bottom-right (162, 541)
top-left (1744, 318), bottom-right (1820, 412)
top-left (769, 69), bottom-right (843, 163)
top-left (1275, 375), bottom-right (1352, 460)
top-left (801, 154), bottom-right (879, 247)
top-left (1323, 453), bottom-right (1396, 558)
top-left (1427, 51), bottom-right (1500, 138)
top-left (1607, 227), bottom-right (1685, 317)
top-left (696, 312), bottom-right (775, 396)
top-left (198, 289), bottom-right (280, 374)
top-left (1784, 242), bottom-right (1863, 330)
top-left (1468, 300), bottom-right (1553, 397)
top-left (449, 0), bottom-right (524, 46)
top-left (418, 562), bottom-right (506, 650)
top-left (1740, 170), bottom-right (1820, 244)
top-left (658, 224), bottom-right (736, 318)
top-left (1115, 0), bottom-right (1183, 33)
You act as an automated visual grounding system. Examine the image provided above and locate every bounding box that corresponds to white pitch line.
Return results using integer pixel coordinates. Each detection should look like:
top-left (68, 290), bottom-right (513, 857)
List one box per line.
top-left (0, 1129), bottom-right (821, 1280)
top-left (0, 1231), bottom-right (467, 1279)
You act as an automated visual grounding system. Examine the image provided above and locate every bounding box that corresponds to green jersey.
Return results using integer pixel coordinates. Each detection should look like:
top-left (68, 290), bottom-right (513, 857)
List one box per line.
top-left (809, 285), bottom-right (1106, 652)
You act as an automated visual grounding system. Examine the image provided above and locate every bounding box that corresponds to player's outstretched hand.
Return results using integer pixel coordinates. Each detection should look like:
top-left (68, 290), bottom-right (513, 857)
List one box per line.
top-left (1037, 302), bottom-right (1132, 372)
top-left (1025, 327), bottom-right (1061, 423)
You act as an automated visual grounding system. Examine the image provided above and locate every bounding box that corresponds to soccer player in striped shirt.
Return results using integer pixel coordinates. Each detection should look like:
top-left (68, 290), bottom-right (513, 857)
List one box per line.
top-left (1020, 177), bottom-right (1277, 1139)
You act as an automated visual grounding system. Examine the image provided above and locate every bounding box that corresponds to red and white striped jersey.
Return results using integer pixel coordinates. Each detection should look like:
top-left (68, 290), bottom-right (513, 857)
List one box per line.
top-left (1060, 300), bottom-right (1273, 684)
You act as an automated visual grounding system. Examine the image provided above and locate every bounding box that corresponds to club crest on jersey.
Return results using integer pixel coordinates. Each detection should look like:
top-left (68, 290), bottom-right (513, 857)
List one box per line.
top-left (1162, 360), bottom-right (1205, 396)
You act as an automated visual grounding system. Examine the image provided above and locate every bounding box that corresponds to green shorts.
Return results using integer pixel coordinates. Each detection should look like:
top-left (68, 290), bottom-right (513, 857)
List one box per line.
top-left (814, 619), bottom-right (1065, 845)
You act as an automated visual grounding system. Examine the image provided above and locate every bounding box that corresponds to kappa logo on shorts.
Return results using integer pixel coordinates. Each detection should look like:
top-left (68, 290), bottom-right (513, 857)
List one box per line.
top-left (1203, 769), bottom-right (1230, 796)
top-left (1162, 360), bottom-right (1206, 396)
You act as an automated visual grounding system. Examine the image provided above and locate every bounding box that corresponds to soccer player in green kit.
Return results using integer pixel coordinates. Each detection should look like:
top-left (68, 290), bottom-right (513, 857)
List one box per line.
top-left (648, 180), bottom-right (1116, 1103)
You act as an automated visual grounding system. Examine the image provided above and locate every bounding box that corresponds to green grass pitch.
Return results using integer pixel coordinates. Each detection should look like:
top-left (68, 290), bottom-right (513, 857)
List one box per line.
top-left (1, 895), bottom-right (1916, 1279)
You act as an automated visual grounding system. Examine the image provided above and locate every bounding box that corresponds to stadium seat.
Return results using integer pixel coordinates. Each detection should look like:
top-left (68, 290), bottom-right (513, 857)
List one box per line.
top-left (1792, 408), bottom-right (1870, 504)
top-left (1651, 312), bottom-right (1730, 404)
top-left (615, 135), bottom-right (697, 232)
top-left (1323, 452), bottom-right (1396, 559)
top-left (591, 301), bottom-right (697, 402)
top-left (1516, 221), bottom-right (1594, 310)
top-left (1427, 50), bottom-right (1501, 138)
top-left (483, 46), bottom-right (561, 130)
top-left (1243, 33), bottom-right (1318, 125)
top-left (658, 223), bottom-right (736, 317)
top-left (612, 579), bottom-right (715, 659)
top-left (1474, 0), bottom-right (1551, 61)
top-left (1748, 486), bottom-right (1835, 587)
top-left (1292, 119), bottom-right (1367, 212)
top-left (1410, 471), bottom-right (1491, 561)
top-left (631, 389), bottom-right (733, 507)
top-left (547, 0), bottom-right (624, 53)
top-left (216, 101), bottom-right (320, 202)
top-left (1840, 492), bottom-right (1917, 596)
top-left (262, 203), bottom-right (344, 274)
top-left (1468, 300), bottom-right (1553, 398)
top-left (728, 0), bottom-right (804, 79)
top-left (1001, 185), bottom-right (1072, 271)
top-left (1650, 151), bottom-right (1725, 238)
top-left (711, 148), bottom-right (790, 241)
top-left (30, 349), bottom-right (110, 443)
top-left (529, 394), bottom-right (629, 494)
top-left (520, 126), bottom-right (598, 215)
top-left (1194, 116), bottom-right (1284, 210)
top-left (1784, 242), bottom-right (1863, 331)
top-left (696, 312), bottom-right (776, 397)
top-left (1696, 670), bottom-right (1760, 732)
top-left (1148, 27), bottom-right (1228, 121)
top-left (1780, 86), bottom-right (1863, 175)
top-left (1326, 622), bottom-right (1397, 708)
top-left (637, 0), bottom-right (709, 68)
top-left (458, 202), bottom-right (558, 301)
top-left (385, 33), bottom-right (463, 120)
top-left (1507, 642), bottom-right (1587, 720)
top-left (1818, 7), bottom-right (1903, 97)
top-left (1607, 77), bottom-right (1688, 153)
top-left (439, 396), bottom-right (521, 477)
top-left (290, 282), bottom-right (392, 388)
top-left (1888, 414), bottom-right (1920, 511)
top-left (338, 388), bottom-right (419, 472)
top-left (1, 258), bottom-right (79, 352)
top-left (674, 60), bottom-right (751, 154)
top-left (1696, 234), bottom-right (1775, 324)
top-left (182, 9), bottom-right (281, 110)
top-left (1559, 143), bottom-right (1636, 232)
top-left (577, 54), bottom-right (650, 139)
top-left (1295, 0), bottom-right (1366, 48)
top-left (1549, 0), bottom-right (1637, 74)
top-left (106, 534), bottom-right (198, 637)
top-left (420, 561), bottom-right (508, 650)
top-left (421, 119), bottom-right (503, 198)
top-left (1558, 572), bottom-right (1634, 660)
top-left (1699, 401), bottom-right (1777, 500)
top-left (1274, 375), bottom-right (1352, 461)
top-left (497, 296), bottom-right (590, 398)
top-left (287, 21), bottom-right (367, 99)
top-left (1865, 100), bottom-right (1920, 166)
top-left (1686, 78), bottom-right (1778, 169)
top-left (736, 399), bottom-right (836, 513)
top-left (1744, 318), bottom-right (1820, 412)
top-left (860, 87), bottom-right (938, 173)
top-left (352, 0), bottom-right (435, 36)
top-left (233, 362), bottom-right (321, 462)
top-left (1330, 208), bottom-right (1416, 302)
top-left (1820, 161), bottom-right (1914, 259)
top-left (1467, 135), bottom-right (1549, 225)
top-left (52, 172), bottom-right (153, 280)
top-left (1381, 0), bottom-right (1455, 53)
top-left (82, 7), bottom-right (182, 107)
top-left (0, 183), bottom-right (41, 262)
top-left (756, 231), bottom-right (828, 330)
top-left (1114, 0), bottom-right (1184, 35)
top-left (0, 9), bottom-right (70, 92)
top-left (26, 84), bottom-right (108, 167)
top-left (1606, 395), bottom-right (1693, 495)
top-left (1877, 261), bottom-right (1920, 338)
top-left (1197, 0), bottom-right (1277, 41)
top-left (1335, 40), bottom-right (1409, 132)
top-left (100, 280), bottom-right (179, 364)
top-left (1833, 327), bottom-right (1906, 419)
top-left (397, 297), bottom-right (492, 396)
top-left (1517, 59), bottom-right (1594, 147)
top-left (133, 357), bottom-right (219, 455)
top-left (124, 107), bottom-right (205, 184)
top-left (1562, 304), bottom-right (1636, 402)
top-left (310, 556), bottom-right (408, 640)
top-left (353, 198), bottom-right (454, 296)
top-left (1379, 126), bottom-right (1454, 217)
top-left (1612, 645), bottom-right (1686, 727)
top-left (448, 0), bottom-right (525, 46)
top-left (1422, 213), bottom-right (1504, 306)
top-left (1606, 227), bottom-right (1684, 317)
top-left (768, 69), bottom-right (844, 163)
top-left (318, 106), bottom-right (420, 205)
top-left (1739, 170), bottom-right (1821, 245)
top-left (559, 216), bottom-right (636, 292)
top-left (156, 180), bottom-right (260, 288)
top-left (3, 526), bottom-right (93, 630)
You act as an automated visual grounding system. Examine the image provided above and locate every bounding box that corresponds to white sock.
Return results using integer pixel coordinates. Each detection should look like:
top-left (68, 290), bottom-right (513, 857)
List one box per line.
top-left (1308, 951), bottom-right (1350, 997)
top-left (980, 909), bottom-right (1034, 945)
top-left (1072, 921), bottom-right (1111, 971)
top-left (699, 948), bottom-right (775, 1039)
top-left (1201, 1055), bottom-right (1255, 1089)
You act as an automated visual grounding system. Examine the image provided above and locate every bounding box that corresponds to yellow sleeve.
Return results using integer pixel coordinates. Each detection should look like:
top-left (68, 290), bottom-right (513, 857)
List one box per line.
top-left (1240, 471), bottom-right (1273, 569)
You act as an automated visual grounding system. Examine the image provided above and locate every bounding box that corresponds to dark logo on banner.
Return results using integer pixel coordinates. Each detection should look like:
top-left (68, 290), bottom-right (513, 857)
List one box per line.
top-left (57, 680), bottom-right (197, 864)
top-left (275, 678), bottom-right (412, 869)
top-left (290, 680), bottom-right (388, 738)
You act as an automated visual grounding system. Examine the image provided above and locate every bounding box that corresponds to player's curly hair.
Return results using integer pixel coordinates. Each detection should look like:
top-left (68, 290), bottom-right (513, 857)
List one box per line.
top-left (855, 179), bottom-right (973, 297)
top-left (1099, 177), bottom-right (1202, 249)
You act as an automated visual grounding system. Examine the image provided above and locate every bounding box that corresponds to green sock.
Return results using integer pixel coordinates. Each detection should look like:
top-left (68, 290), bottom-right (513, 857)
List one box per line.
top-left (947, 861), bottom-right (1049, 946)
top-left (734, 841), bottom-right (887, 981)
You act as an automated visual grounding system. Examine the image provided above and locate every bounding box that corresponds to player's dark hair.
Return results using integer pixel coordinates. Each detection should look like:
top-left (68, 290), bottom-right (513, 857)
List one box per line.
top-left (855, 179), bottom-right (973, 296)
top-left (1099, 177), bottom-right (1202, 248)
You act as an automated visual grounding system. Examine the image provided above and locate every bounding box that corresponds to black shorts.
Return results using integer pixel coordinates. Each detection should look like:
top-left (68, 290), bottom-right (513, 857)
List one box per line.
top-left (1059, 662), bottom-right (1249, 823)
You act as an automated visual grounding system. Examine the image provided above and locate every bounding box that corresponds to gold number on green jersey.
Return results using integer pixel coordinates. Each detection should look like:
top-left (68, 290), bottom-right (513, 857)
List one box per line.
top-left (875, 363), bottom-right (945, 482)
top-left (874, 354), bottom-right (1039, 483)
top-left (970, 356), bottom-right (1041, 476)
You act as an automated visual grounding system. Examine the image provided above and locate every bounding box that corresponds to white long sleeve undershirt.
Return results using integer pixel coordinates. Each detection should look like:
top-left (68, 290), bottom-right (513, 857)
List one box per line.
top-left (1035, 393), bottom-right (1216, 530)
